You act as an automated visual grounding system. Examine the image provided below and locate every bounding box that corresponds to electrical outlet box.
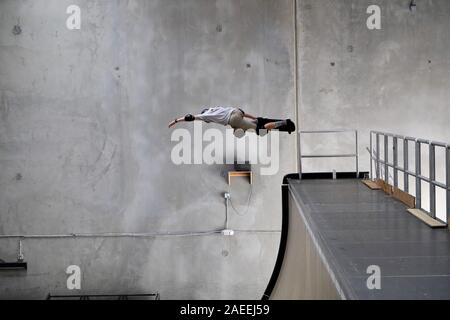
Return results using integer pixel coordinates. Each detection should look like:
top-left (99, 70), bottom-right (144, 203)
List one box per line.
top-left (222, 229), bottom-right (234, 236)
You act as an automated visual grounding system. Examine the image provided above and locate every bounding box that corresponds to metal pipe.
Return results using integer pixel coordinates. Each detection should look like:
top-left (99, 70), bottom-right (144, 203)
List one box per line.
top-left (293, 0), bottom-right (300, 175)
top-left (355, 130), bottom-right (359, 178)
top-left (429, 143), bottom-right (436, 218)
top-left (431, 141), bottom-right (448, 148)
top-left (415, 141), bottom-right (422, 209)
top-left (299, 129), bottom-right (356, 134)
top-left (384, 135), bottom-right (389, 183)
top-left (225, 195), bottom-right (229, 230)
top-left (417, 138), bottom-right (431, 144)
top-left (447, 146), bottom-right (450, 225)
top-left (404, 139), bottom-right (409, 192)
top-left (0, 229), bottom-right (281, 240)
top-left (376, 133), bottom-right (380, 179)
top-left (0, 231), bottom-right (223, 239)
top-left (393, 137), bottom-right (398, 188)
top-left (298, 132), bottom-right (303, 179)
top-left (368, 156), bottom-right (447, 189)
top-left (370, 132), bottom-right (373, 180)
top-left (301, 154), bottom-right (357, 159)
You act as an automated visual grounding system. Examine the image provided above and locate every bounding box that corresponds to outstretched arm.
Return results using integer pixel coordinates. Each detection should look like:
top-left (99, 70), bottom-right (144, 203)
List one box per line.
top-left (168, 114), bottom-right (198, 128)
top-left (168, 117), bottom-right (185, 128)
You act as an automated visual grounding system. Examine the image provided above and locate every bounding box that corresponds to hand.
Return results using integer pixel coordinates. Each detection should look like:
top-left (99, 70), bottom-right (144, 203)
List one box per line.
top-left (168, 119), bottom-right (177, 128)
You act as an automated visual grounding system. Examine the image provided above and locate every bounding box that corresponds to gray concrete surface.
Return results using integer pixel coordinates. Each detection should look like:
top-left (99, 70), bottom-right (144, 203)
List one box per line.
top-left (281, 179), bottom-right (450, 299)
top-left (297, 0), bottom-right (450, 221)
top-left (0, 0), bottom-right (296, 299)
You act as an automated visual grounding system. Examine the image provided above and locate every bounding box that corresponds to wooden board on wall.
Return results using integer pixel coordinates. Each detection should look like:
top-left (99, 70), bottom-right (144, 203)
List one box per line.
top-left (392, 187), bottom-right (416, 208)
top-left (376, 179), bottom-right (393, 195)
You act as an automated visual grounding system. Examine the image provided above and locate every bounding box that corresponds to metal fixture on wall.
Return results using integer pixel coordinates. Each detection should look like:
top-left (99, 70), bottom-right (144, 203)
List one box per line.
top-left (0, 240), bottom-right (27, 271)
top-left (222, 192), bottom-right (234, 236)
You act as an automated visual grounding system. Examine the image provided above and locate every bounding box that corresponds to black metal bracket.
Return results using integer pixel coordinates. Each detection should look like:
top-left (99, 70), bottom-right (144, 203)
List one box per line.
top-left (300, 171), bottom-right (368, 180)
top-left (47, 293), bottom-right (160, 300)
top-left (0, 262), bottom-right (27, 270)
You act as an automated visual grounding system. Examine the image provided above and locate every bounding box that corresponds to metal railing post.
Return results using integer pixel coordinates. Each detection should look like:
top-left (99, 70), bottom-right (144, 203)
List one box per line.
top-left (393, 137), bottom-right (398, 188)
top-left (298, 132), bottom-right (302, 179)
top-left (446, 145), bottom-right (450, 225)
top-left (367, 131), bottom-right (449, 222)
top-left (429, 143), bottom-right (436, 218)
top-left (404, 139), bottom-right (409, 193)
top-left (376, 133), bottom-right (380, 180)
top-left (355, 130), bottom-right (359, 178)
top-left (297, 129), bottom-right (359, 178)
top-left (369, 132), bottom-right (373, 180)
top-left (384, 135), bottom-right (389, 183)
top-left (415, 141), bottom-right (422, 209)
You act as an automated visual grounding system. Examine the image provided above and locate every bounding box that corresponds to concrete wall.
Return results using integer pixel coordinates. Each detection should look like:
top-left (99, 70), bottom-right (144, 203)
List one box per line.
top-left (297, 0), bottom-right (450, 220)
top-left (0, 0), bottom-right (296, 299)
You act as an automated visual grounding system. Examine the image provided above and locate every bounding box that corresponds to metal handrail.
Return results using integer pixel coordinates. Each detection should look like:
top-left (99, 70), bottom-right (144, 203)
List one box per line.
top-left (370, 131), bottom-right (450, 224)
top-left (298, 129), bottom-right (359, 178)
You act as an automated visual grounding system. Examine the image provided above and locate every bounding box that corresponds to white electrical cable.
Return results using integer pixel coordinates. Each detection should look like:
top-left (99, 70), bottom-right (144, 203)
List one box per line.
top-left (0, 229), bottom-right (281, 239)
top-left (229, 184), bottom-right (253, 217)
top-left (0, 185), bottom-right (265, 240)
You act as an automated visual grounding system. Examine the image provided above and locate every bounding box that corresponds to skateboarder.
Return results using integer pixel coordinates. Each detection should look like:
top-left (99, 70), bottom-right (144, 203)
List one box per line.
top-left (168, 106), bottom-right (295, 138)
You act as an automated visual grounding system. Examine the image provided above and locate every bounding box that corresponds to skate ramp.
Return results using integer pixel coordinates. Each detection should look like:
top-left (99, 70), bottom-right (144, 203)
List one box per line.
top-left (264, 176), bottom-right (450, 300)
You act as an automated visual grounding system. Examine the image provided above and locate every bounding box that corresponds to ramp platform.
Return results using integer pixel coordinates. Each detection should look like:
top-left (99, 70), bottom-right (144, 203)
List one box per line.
top-left (265, 176), bottom-right (450, 300)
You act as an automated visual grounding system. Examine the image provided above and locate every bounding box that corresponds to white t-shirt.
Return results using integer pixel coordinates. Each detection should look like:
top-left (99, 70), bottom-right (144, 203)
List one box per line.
top-left (195, 107), bottom-right (236, 126)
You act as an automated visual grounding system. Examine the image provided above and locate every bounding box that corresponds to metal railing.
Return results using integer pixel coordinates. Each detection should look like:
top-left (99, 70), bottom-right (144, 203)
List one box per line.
top-left (298, 129), bottom-right (359, 178)
top-left (369, 131), bottom-right (450, 224)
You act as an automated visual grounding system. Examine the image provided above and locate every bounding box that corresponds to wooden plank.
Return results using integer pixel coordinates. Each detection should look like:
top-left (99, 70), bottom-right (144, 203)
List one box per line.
top-left (229, 172), bottom-right (251, 177)
top-left (228, 171), bottom-right (252, 185)
top-left (392, 187), bottom-right (416, 208)
top-left (376, 179), bottom-right (393, 195)
top-left (375, 179), bottom-right (385, 190)
top-left (407, 208), bottom-right (447, 229)
top-left (361, 180), bottom-right (381, 190)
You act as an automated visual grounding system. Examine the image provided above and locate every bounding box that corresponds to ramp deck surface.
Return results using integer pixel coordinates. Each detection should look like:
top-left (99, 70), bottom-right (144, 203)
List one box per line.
top-left (288, 178), bottom-right (450, 299)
